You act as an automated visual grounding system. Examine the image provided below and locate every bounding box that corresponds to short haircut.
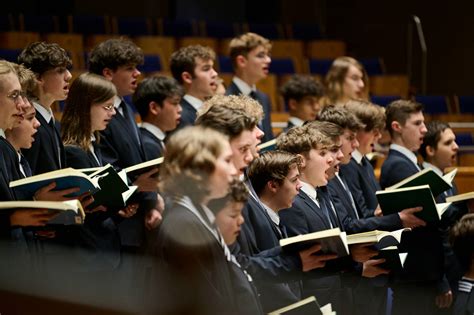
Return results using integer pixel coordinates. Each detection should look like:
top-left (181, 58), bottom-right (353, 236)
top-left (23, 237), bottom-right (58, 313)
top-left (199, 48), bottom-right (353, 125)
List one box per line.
top-left (207, 179), bottom-right (249, 214)
top-left (343, 99), bottom-right (385, 132)
top-left (276, 122), bottom-right (339, 156)
top-left (196, 95), bottom-right (261, 140)
top-left (159, 126), bottom-right (229, 202)
top-left (449, 213), bottom-right (474, 274)
top-left (61, 73), bottom-right (117, 151)
top-left (170, 45), bottom-right (216, 84)
top-left (247, 150), bottom-right (301, 196)
top-left (133, 75), bottom-right (184, 120)
top-left (385, 99), bottom-right (424, 137)
top-left (18, 42), bottom-right (72, 75)
top-left (323, 56), bottom-right (369, 104)
top-left (419, 120), bottom-right (451, 159)
top-left (13, 63), bottom-right (38, 102)
top-left (318, 105), bottom-right (364, 132)
top-left (0, 60), bottom-right (18, 92)
top-left (280, 75), bottom-right (325, 104)
top-left (229, 32), bottom-right (272, 70)
top-left (88, 38), bottom-right (144, 74)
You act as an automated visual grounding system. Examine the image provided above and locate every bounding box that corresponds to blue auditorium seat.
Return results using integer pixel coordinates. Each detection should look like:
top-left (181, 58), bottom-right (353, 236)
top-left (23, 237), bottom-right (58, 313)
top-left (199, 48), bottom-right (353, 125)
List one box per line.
top-left (116, 16), bottom-right (153, 36)
top-left (138, 55), bottom-right (162, 73)
top-left (218, 56), bottom-right (233, 73)
top-left (371, 95), bottom-right (401, 107)
top-left (457, 96), bottom-right (474, 114)
top-left (269, 58), bottom-right (295, 75)
top-left (0, 49), bottom-right (22, 62)
top-left (415, 95), bottom-right (449, 115)
top-left (248, 23), bottom-right (282, 39)
top-left (308, 59), bottom-right (333, 76)
top-left (360, 58), bottom-right (384, 75)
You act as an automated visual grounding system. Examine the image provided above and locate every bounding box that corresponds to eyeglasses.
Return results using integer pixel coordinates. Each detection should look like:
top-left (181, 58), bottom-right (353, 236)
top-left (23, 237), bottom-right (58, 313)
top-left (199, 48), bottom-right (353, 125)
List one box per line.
top-left (7, 90), bottom-right (27, 103)
top-left (102, 104), bottom-right (115, 112)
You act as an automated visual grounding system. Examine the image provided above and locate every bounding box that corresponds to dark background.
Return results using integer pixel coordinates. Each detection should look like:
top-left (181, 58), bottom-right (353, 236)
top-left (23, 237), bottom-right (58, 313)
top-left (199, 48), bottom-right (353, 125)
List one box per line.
top-left (5, 0), bottom-right (472, 95)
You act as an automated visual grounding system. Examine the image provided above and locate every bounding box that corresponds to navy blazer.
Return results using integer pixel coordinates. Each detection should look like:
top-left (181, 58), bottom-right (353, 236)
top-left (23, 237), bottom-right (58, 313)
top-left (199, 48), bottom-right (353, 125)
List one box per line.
top-left (236, 196), bottom-right (301, 312)
top-left (99, 102), bottom-right (155, 248)
top-left (22, 112), bottom-right (66, 175)
top-left (328, 176), bottom-right (402, 234)
top-left (0, 144), bottom-right (17, 239)
top-left (153, 201), bottom-right (262, 315)
top-left (340, 158), bottom-right (380, 218)
top-left (226, 81), bottom-right (274, 142)
top-left (380, 149), bottom-right (446, 286)
top-left (139, 127), bottom-right (164, 160)
top-left (283, 120), bottom-right (296, 133)
top-left (175, 98), bottom-right (197, 130)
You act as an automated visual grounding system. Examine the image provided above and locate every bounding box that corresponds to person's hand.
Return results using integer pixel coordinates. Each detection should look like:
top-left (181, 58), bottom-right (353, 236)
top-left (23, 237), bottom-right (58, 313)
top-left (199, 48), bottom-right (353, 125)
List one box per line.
top-left (299, 244), bottom-right (338, 272)
top-left (362, 258), bottom-right (390, 278)
top-left (34, 182), bottom-right (80, 201)
top-left (399, 206), bottom-right (426, 228)
top-left (145, 208), bottom-right (163, 230)
top-left (77, 193), bottom-right (106, 213)
top-left (435, 290), bottom-right (453, 309)
top-left (374, 205), bottom-right (383, 217)
top-left (10, 209), bottom-right (58, 226)
top-left (118, 203), bottom-right (139, 218)
top-left (133, 168), bottom-right (159, 192)
top-left (350, 243), bottom-right (378, 263)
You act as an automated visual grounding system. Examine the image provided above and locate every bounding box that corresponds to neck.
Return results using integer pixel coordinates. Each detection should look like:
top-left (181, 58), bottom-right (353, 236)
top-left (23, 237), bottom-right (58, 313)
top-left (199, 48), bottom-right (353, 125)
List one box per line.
top-left (236, 73), bottom-right (258, 87)
top-left (186, 87), bottom-right (206, 102)
top-left (4, 135), bottom-right (20, 151)
top-left (259, 193), bottom-right (280, 213)
top-left (300, 172), bottom-right (316, 188)
top-left (391, 136), bottom-right (408, 149)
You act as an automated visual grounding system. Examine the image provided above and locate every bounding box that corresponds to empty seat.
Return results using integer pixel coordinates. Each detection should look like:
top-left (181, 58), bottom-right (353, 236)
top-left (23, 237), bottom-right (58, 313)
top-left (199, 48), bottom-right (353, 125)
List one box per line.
top-left (44, 33), bottom-right (85, 69)
top-left (286, 22), bottom-right (321, 40)
top-left (370, 75), bottom-right (409, 98)
top-left (113, 16), bottom-right (154, 36)
top-left (360, 58), bottom-right (385, 75)
top-left (217, 55), bottom-right (233, 73)
top-left (415, 95), bottom-right (449, 115)
top-left (269, 58), bottom-right (295, 75)
top-left (0, 49), bottom-right (22, 62)
top-left (456, 95), bottom-right (474, 114)
top-left (134, 36), bottom-right (176, 71)
top-left (256, 74), bottom-right (279, 112)
top-left (456, 132), bottom-right (474, 146)
top-left (271, 40), bottom-right (306, 73)
top-left (177, 37), bottom-right (218, 52)
top-left (371, 95), bottom-right (401, 107)
top-left (0, 31), bottom-right (41, 49)
top-left (138, 54), bottom-right (162, 74)
top-left (308, 59), bottom-right (333, 76)
top-left (306, 40), bottom-right (346, 59)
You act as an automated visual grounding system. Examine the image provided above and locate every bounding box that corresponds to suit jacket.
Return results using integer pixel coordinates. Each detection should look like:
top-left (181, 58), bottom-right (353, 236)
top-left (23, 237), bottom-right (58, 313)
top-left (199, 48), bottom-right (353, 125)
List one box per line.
top-left (226, 82), bottom-right (274, 142)
top-left (64, 145), bottom-right (121, 270)
top-left (139, 127), bottom-right (164, 160)
top-left (283, 120), bottom-right (296, 133)
top-left (175, 98), bottom-right (197, 130)
top-left (380, 149), bottom-right (446, 286)
top-left (340, 158), bottom-right (380, 218)
top-left (236, 196), bottom-right (301, 312)
top-left (22, 112), bottom-right (66, 175)
top-left (99, 102), bottom-right (155, 248)
top-left (327, 176), bottom-right (402, 234)
top-left (0, 144), bottom-right (16, 239)
top-left (153, 199), bottom-right (261, 315)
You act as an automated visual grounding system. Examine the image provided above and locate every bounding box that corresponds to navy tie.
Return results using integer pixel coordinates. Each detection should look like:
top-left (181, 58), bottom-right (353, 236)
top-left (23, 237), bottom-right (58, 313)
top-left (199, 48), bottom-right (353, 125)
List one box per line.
top-left (120, 100), bottom-right (141, 145)
top-left (20, 154), bottom-right (32, 178)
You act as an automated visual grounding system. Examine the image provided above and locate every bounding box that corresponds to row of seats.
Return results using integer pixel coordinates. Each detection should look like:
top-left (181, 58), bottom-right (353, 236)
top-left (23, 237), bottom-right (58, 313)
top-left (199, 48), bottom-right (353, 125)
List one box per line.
top-left (1, 14), bottom-right (322, 40)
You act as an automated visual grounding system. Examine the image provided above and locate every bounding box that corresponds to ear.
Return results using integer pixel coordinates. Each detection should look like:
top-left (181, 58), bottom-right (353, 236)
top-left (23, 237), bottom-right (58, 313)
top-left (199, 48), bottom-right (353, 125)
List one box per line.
top-left (149, 101), bottom-right (161, 116)
top-left (181, 71), bottom-right (193, 85)
top-left (296, 153), bottom-right (306, 169)
top-left (236, 55), bottom-right (247, 69)
top-left (102, 68), bottom-right (114, 81)
top-left (267, 180), bottom-right (279, 194)
top-left (425, 145), bottom-right (436, 158)
top-left (288, 99), bottom-right (298, 111)
top-left (391, 121), bottom-right (402, 133)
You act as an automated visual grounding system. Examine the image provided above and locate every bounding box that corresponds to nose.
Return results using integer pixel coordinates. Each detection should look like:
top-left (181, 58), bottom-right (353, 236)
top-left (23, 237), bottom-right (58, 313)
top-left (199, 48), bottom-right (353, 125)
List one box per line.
top-left (133, 67), bottom-right (141, 77)
top-left (65, 69), bottom-right (72, 81)
top-left (420, 123), bottom-right (428, 134)
top-left (237, 214), bottom-right (244, 226)
top-left (353, 138), bottom-right (360, 149)
top-left (33, 118), bottom-right (40, 128)
top-left (358, 78), bottom-right (365, 89)
top-left (229, 161), bottom-right (238, 177)
top-left (453, 141), bottom-right (459, 151)
top-left (244, 150), bottom-right (253, 164)
top-left (296, 179), bottom-right (303, 191)
top-left (255, 126), bottom-right (264, 140)
top-left (211, 67), bottom-right (218, 78)
top-left (177, 104), bottom-right (183, 114)
top-left (266, 55), bottom-right (271, 64)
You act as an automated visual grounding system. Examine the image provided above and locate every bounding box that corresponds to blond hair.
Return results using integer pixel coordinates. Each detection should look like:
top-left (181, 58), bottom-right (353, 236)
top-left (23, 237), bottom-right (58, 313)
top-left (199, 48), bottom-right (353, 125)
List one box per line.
top-left (229, 32), bottom-right (272, 69)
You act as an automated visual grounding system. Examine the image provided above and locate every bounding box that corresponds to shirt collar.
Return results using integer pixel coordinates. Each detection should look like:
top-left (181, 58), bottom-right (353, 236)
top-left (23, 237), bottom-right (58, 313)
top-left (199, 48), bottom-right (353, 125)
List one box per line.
top-left (300, 180), bottom-right (318, 201)
top-left (183, 94), bottom-right (204, 112)
top-left (288, 116), bottom-right (305, 128)
top-left (0, 129), bottom-right (5, 138)
top-left (232, 76), bottom-right (256, 96)
top-left (422, 161), bottom-right (444, 177)
top-left (261, 201), bottom-right (280, 226)
top-left (390, 143), bottom-right (419, 167)
top-left (140, 122), bottom-right (166, 141)
top-left (34, 102), bottom-right (53, 123)
top-left (113, 96), bottom-right (122, 108)
top-left (351, 149), bottom-right (364, 164)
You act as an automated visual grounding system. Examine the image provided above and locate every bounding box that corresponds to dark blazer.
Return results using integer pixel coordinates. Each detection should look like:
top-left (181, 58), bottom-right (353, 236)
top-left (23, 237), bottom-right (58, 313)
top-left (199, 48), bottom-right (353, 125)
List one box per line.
top-left (328, 175), bottom-right (402, 234)
top-left (153, 200), bottom-right (261, 315)
top-left (380, 149), bottom-right (446, 286)
top-left (236, 196), bottom-right (301, 312)
top-left (139, 127), bottom-right (164, 160)
top-left (22, 112), bottom-right (66, 175)
top-left (340, 158), bottom-right (380, 218)
top-left (175, 98), bottom-right (197, 130)
top-left (280, 188), bottom-right (355, 315)
top-left (99, 101), bottom-right (156, 248)
top-left (226, 81), bottom-right (274, 142)
top-left (283, 120), bottom-right (296, 133)
top-left (64, 144), bottom-right (121, 270)
top-left (0, 143), bottom-right (17, 239)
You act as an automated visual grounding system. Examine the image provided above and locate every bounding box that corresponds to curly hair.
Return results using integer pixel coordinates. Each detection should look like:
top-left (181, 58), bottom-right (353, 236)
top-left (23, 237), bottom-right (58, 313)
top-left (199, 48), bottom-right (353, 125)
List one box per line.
top-left (88, 38), bottom-right (144, 74)
top-left (343, 100), bottom-right (385, 132)
top-left (18, 42), bottom-right (72, 75)
top-left (318, 105), bottom-right (364, 131)
top-left (61, 73), bottom-right (117, 151)
top-left (280, 74), bottom-right (325, 104)
top-left (159, 126), bottom-right (229, 202)
top-left (170, 45), bottom-right (216, 84)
